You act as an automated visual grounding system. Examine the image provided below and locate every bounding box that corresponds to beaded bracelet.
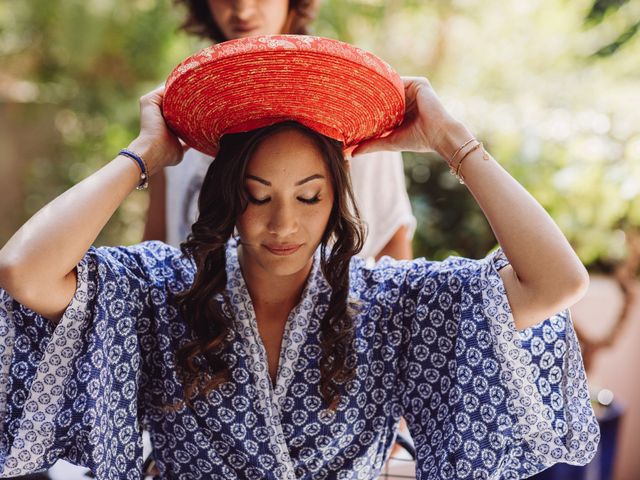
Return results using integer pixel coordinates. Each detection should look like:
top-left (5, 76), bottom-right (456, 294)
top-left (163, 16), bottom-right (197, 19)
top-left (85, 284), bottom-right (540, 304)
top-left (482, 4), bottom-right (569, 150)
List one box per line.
top-left (119, 149), bottom-right (149, 190)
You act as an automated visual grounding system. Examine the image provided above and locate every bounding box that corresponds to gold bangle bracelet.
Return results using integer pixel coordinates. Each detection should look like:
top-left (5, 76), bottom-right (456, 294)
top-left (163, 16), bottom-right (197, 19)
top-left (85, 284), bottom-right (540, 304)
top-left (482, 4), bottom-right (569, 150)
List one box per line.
top-left (455, 142), bottom-right (490, 184)
top-left (449, 138), bottom-right (476, 167)
top-left (455, 142), bottom-right (482, 182)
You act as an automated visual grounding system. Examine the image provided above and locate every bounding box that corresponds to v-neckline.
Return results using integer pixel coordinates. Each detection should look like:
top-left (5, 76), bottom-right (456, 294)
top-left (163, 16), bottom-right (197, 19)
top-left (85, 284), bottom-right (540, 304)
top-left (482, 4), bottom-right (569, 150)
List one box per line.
top-left (223, 237), bottom-right (327, 479)
top-left (224, 237), bottom-right (325, 407)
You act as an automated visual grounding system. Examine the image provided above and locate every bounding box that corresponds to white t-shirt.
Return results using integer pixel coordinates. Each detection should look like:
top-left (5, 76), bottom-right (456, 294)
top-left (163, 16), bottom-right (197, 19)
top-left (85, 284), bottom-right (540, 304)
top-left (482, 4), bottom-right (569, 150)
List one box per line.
top-left (165, 149), bottom-right (416, 259)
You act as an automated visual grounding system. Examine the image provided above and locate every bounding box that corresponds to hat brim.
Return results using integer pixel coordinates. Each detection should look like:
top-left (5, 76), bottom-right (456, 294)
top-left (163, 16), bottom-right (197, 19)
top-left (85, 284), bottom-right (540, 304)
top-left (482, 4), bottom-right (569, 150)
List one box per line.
top-left (163, 35), bottom-right (405, 157)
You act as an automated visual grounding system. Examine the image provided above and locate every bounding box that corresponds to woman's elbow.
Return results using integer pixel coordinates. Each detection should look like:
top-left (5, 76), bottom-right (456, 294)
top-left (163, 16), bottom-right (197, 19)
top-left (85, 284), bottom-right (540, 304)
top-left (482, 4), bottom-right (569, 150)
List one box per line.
top-left (0, 249), bottom-right (20, 293)
top-left (571, 263), bottom-right (590, 299)
top-left (0, 250), bottom-right (42, 302)
top-left (515, 267), bottom-right (589, 331)
top-left (555, 263), bottom-right (590, 309)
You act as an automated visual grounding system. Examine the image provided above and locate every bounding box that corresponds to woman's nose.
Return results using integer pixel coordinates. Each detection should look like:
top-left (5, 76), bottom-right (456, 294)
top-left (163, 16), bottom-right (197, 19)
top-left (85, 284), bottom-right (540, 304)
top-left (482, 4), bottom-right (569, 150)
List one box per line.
top-left (267, 202), bottom-right (299, 237)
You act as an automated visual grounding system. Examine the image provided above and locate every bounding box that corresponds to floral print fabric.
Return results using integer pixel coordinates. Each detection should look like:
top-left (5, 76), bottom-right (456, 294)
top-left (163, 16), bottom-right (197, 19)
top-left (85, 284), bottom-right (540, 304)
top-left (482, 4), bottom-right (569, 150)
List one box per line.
top-left (0, 239), bottom-right (599, 479)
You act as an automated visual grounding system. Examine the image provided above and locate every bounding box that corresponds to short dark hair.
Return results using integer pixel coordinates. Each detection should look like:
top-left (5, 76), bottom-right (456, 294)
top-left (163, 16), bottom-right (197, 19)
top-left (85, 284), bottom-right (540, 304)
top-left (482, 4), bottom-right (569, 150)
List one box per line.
top-left (174, 0), bottom-right (321, 43)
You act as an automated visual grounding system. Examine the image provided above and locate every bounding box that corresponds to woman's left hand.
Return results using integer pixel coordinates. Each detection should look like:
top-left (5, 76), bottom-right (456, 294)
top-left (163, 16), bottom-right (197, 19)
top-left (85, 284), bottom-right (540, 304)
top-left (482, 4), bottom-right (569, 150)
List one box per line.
top-left (351, 77), bottom-right (468, 158)
top-left (352, 77), bottom-right (590, 331)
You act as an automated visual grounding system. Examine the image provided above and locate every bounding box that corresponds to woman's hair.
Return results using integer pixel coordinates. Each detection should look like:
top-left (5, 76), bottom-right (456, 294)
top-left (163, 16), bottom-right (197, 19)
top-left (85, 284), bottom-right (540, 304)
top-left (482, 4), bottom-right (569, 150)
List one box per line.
top-left (174, 0), bottom-right (320, 43)
top-left (162, 121), bottom-right (365, 413)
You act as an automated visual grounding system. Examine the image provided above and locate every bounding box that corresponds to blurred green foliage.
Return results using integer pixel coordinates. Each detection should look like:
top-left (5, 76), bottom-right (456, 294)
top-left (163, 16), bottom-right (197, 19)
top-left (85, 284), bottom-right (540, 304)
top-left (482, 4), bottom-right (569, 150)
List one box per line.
top-left (585, 0), bottom-right (640, 56)
top-left (0, 0), bottom-right (638, 271)
top-left (0, 0), bottom-right (204, 245)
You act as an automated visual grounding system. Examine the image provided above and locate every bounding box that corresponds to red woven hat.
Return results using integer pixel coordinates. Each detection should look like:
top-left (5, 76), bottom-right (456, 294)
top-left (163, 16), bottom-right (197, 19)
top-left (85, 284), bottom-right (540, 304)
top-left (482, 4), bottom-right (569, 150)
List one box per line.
top-left (163, 35), bottom-right (405, 156)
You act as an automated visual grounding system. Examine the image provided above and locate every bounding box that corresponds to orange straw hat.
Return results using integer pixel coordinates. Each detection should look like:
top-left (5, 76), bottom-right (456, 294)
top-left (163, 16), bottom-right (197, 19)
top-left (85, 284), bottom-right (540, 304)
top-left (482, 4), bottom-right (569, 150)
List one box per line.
top-left (162, 35), bottom-right (405, 156)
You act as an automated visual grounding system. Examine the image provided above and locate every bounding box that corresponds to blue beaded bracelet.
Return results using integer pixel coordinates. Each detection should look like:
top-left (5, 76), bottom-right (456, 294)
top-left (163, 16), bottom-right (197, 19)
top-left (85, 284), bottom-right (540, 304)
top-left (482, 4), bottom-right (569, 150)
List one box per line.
top-left (119, 149), bottom-right (148, 190)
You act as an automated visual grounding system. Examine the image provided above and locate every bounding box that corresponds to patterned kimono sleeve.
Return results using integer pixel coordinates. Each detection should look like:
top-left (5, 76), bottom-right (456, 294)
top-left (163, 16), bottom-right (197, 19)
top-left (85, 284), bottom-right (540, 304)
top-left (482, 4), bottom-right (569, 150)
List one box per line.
top-left (398, 249), bottom-right (599, 479)
top-left (0, 241), bottom-right (177, 480)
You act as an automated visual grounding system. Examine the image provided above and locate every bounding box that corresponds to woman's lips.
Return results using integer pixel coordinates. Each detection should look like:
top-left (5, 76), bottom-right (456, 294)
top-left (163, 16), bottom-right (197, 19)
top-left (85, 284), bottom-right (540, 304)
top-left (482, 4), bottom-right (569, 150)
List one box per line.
top-left (264, 244), bottom-right (302, 256)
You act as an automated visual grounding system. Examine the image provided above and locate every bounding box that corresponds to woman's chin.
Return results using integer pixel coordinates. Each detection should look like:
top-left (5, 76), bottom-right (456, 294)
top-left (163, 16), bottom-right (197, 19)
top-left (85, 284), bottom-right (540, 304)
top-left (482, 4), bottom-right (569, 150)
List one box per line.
top-left (239, 243), bottom-right (317, 279)
top-left (258, 248), bottom-right (315, 277)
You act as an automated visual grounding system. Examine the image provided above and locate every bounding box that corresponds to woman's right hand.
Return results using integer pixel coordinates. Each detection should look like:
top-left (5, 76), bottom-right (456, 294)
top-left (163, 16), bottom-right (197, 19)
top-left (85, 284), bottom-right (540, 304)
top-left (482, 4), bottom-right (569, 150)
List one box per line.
top-left (127, 86), bottom-right (187, 175)
top-left (0, 87), bottom-right (187, 322)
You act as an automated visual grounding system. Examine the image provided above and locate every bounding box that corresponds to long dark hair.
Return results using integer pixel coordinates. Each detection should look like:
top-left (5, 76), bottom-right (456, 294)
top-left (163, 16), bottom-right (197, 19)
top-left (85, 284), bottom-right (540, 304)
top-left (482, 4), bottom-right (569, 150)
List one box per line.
top-left (162, 122), bottom-right (365, 413)
top-left (174, 0), bottom-right (320, 43)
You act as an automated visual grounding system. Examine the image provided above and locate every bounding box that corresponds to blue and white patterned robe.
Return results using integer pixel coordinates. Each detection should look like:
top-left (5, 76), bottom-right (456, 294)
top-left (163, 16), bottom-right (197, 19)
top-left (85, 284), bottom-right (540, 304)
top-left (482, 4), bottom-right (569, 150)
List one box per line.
top-left (0, 239), bottom-right (599, 479)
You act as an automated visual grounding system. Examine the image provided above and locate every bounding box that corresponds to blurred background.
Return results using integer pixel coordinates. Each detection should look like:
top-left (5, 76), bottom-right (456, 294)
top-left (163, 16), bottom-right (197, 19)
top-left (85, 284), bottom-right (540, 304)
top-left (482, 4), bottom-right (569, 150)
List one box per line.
top-left (0, 0), bottom-right (639, 478)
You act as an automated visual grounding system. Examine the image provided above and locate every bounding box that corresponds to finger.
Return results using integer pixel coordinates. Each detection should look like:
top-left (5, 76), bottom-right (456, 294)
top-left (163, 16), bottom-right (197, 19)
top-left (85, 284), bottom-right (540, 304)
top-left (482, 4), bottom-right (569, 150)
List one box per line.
top-left (352, 134), bottom-right (401, 157)
top-left (139, 85), bottom-right (166, 109)
top-left (149, 85), bottom-right (165, 105)
top-left (401, 76), bottom-right (431, 90)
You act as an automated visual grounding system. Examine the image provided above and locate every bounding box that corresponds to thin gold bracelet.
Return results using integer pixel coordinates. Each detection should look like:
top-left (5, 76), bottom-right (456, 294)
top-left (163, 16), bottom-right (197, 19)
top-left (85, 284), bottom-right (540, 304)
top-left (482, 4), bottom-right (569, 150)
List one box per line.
top-left (449, 138), bottom-right (476, 167)
top-left (455, 142), bottom-right (482, 182)
top-left (455, 142), bottom-right (490, 184)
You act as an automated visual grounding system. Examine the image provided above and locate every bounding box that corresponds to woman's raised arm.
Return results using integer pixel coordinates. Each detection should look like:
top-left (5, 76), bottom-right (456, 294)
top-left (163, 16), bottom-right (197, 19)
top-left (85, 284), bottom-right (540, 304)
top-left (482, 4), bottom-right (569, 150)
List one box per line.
top-left (353, 77), bottom-right (589, 330)
top-left (0, 87), bottom-right (184, 322)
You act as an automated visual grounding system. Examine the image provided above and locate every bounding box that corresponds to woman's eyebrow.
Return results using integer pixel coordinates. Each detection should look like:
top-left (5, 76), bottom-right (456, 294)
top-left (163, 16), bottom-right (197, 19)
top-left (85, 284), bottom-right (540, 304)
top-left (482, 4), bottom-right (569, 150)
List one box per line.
top-left (245, 174), bottom-right (325, 186)
top-left (245, 174), bottom-right (271, 186)
top-left (295, 174), bottom-right (324, 186)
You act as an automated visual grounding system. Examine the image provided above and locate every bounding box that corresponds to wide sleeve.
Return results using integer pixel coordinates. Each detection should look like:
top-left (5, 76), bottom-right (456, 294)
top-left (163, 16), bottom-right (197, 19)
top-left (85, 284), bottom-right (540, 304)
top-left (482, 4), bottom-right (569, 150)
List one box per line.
top-left (398, 249), bottom-right (600, 479)
top-left (0, 241), bottom-right (178, 480)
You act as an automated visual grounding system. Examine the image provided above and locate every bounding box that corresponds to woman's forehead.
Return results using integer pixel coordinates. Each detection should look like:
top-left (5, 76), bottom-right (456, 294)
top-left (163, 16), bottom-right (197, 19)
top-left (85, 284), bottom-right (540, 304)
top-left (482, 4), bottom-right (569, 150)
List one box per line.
top-left (246, 129), bottom-right (329, 182)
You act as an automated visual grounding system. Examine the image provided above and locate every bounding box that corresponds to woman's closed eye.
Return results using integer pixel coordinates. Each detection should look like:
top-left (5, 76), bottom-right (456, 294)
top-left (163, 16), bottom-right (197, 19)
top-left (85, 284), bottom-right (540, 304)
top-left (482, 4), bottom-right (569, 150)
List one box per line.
top-left (247, 194), bottom-right (270, 205)
top-left (246, 194), bottom-right (321, 205)
top-left (298, 194), bottom-right (321, 204)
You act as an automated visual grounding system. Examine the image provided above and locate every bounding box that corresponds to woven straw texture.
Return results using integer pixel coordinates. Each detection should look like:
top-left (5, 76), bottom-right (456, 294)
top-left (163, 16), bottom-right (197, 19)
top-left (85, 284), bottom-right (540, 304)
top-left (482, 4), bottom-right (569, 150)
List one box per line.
top-left (163, 35), bottom-right (405, 156)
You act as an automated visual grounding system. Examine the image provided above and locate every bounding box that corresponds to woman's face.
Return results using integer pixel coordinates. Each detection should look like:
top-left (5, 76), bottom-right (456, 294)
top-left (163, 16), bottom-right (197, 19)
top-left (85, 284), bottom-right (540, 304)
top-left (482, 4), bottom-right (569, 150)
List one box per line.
top-left (236, 128), bottom-right (334, 278)
top-left (207, 0), bottom-right (291, 39)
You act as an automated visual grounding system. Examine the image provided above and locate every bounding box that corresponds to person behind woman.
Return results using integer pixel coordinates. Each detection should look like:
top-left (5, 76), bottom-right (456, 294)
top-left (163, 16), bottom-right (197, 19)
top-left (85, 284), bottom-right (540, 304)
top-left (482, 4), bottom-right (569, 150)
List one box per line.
top-left (144, 0), bottom-right (415, 261)
top-left (0, 38), bottom-right (598, 479)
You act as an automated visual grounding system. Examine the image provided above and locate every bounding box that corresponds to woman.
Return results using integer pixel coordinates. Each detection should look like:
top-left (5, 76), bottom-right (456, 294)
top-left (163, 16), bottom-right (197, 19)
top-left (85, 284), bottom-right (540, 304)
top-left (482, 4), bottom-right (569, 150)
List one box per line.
top-left (0, 38), bottom-right (598, 479)
top-left (145, 0), bottom-right (415, 261)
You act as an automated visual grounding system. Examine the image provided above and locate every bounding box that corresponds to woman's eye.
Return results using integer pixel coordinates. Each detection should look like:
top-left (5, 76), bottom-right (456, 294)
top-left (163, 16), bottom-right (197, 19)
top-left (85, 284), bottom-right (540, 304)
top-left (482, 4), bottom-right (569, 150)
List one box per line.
top-left (248, 195), bottom-right (270, 205)
top-left (298, 195), bottom-right (321, 204)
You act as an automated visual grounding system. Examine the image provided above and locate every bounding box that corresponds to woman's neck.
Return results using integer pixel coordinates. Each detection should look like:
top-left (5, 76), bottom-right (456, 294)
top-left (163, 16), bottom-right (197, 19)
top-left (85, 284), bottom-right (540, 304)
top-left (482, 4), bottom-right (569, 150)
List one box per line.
top-left (237, 246), bottom-right (313, 314)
